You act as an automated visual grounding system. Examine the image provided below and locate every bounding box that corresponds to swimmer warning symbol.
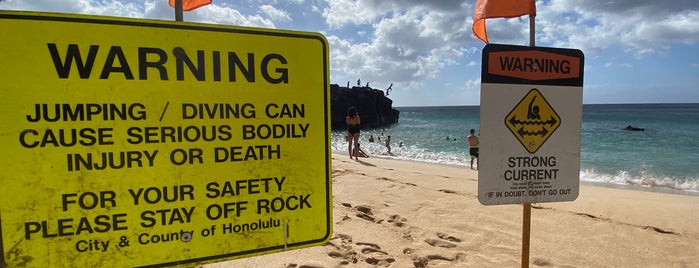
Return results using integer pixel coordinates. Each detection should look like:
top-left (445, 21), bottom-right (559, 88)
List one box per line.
top-left (505, 88), bottom-right (560, 153)
top-left (478, 44), bottom-right (584, 205)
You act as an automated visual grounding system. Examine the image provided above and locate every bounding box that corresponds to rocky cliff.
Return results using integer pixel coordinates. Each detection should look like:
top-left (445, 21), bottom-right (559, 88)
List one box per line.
top-left (330, 84), bottom-right (400, 130)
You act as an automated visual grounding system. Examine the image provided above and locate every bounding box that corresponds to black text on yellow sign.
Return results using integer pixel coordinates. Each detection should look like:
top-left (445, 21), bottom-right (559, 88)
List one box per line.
top-left (0, 11), bottom-right (331, 268)
top-left (46, 43), bottom-right (289, 83)
top-left (20, 102), bottom-right (309, 171)
top-left (23, 178), bottom-right (312, 238)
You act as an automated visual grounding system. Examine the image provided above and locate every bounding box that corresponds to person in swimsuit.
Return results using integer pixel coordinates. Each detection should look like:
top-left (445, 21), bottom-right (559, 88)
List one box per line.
top-left (385, 135), bottom-right (392, 154)
top-left (467, 128), bottom-right (479, 170)
top-left (346, 106), bottom-right (361, 160)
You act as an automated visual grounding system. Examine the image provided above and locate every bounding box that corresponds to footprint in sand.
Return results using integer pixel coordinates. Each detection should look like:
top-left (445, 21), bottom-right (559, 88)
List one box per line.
top-left (412, 253), bottom-right (465, 268)
top-left (365, 257), bottom-right (396, 266)
top-left (424, 233), bottom-right (462, 248)
top-left (424, 238), bottom-right (456, 248)
top-left (358, 243), bottom-right (388, 255)
top-left (290, 265), bottom-right (324, 268)
top-left (438, 189), bottom-right (460, 195)
top-left (326, 234), bottom-right (358, 264)
top-left (327, 251), bottom-right (358, 264)
top-left (436, 232), bottom-right (462, 242)
top-left (402, 230), bottom-right (415, 241)
top-left (337, 215), bottom-right (351, 223)
top-left (387, 214), bottom-right (407, 227)
top-left (413, 257), bottom-right (429, 268)
top-left (354, 205), bottom-right (379, 223)
top-left (532, 257), bottom-right (554, 266)
top-left (356, 213), bottom-right (377, 222)
top-left (356, 242), bottom-right (395, 267)
top-left (355, 205), bottom-right (373, 215)
top-left (335, 233), bottom-right (353, 242)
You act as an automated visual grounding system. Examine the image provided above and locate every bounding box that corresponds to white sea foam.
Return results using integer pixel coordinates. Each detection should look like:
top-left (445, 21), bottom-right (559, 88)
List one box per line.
top-left (333, 131), bottom-right (699, 193)
top-left (580, 169), bottom-right (699, 193)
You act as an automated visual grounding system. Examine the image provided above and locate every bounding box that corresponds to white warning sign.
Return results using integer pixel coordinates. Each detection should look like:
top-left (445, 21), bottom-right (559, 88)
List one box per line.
top-left (478, 44), bottom-right (584, 205)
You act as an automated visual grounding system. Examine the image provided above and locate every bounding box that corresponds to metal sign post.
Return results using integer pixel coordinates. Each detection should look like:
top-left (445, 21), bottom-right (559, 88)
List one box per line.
top-left (175, 0), bottom-right (183, 22)
top-left (522, 15), bottom-right (536, 268)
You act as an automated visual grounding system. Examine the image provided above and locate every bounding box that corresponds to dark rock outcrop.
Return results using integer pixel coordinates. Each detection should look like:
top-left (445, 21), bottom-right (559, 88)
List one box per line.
top-left (330, 84), bottom-right (399, 130)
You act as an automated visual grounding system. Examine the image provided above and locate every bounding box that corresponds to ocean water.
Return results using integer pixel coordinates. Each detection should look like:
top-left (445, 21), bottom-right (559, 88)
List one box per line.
top-left (330, 104), bottom-right (699, 193)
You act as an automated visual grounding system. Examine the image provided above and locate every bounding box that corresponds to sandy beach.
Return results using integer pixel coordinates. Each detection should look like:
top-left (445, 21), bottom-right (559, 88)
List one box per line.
top-left (205, 153), bottom-right (699, 268)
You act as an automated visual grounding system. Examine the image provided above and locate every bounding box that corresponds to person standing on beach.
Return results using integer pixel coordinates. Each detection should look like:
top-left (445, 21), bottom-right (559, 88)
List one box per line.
top-left (467, 129), bottom-right (479, 170)
top-left (385, 135), bottom-right (392, 154)
top-left (346, 106), bottom-right (361, 160)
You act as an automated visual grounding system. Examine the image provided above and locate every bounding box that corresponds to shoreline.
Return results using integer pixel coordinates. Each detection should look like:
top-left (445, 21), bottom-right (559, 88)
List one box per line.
top-left (207, 153), bottom-right (699, 267)
top-left (335, 150), bottom-right (699, 197)
top-left (581, 180), bottom-right (699, 197)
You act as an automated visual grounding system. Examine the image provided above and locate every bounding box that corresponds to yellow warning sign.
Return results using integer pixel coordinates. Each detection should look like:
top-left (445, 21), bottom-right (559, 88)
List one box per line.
top-left (0, 11), bottom-right (331, 268)
top-left (504, 88), bottom-right (560, 153)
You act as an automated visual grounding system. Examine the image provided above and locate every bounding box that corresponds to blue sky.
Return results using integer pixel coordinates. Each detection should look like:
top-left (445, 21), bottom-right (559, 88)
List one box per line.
top-left (2, 0), bottom-right (698, 106)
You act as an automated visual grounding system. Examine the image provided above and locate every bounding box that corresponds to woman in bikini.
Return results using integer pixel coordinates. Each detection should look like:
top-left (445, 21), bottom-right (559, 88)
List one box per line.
top-left (346, 106), bottom-right (361, 159)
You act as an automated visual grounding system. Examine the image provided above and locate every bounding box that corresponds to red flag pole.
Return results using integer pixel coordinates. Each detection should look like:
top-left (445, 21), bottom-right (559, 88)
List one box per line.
top-left (522, 16), bottom-right (535, 268)
top-left (175, 0), bottom-right (183, 22)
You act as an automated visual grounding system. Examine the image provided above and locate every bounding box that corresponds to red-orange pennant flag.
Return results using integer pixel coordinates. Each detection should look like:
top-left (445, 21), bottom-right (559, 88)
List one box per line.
top-left (169, 0), bottom-right (212, 11)
top-left (472, 0), bottom-right (536, 44)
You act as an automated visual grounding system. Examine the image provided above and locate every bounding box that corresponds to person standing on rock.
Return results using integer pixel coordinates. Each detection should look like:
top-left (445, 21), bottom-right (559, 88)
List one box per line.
top-left (346, 106), bottom-right (361, 160)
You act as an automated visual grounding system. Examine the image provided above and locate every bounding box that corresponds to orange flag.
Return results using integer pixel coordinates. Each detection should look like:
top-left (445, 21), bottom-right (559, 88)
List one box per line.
top-left (472, 0), bottom-right (536, 44)
top-left (169, 0), bottom-right (212, 11)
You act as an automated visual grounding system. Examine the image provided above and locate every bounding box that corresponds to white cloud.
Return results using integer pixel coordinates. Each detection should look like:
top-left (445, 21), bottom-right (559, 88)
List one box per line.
top-left (622, 11), bottom-right (699, 52)
top-left (456, 78), bottom-right (480, 99)
top-left (189, 4), bottom-right (275, 28)
top-left (325, 2), bottom-right (474, 94)
top-left (603, 62), bottom-right (633, 68)
top-left (1, 0), bottom-right (144, 17)
top-left (321, 0), bottom-right (396, 28)
top-left (259, 5), bottom-right (291, 22)
top-left (540, 0), bottom-right (699, 57)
